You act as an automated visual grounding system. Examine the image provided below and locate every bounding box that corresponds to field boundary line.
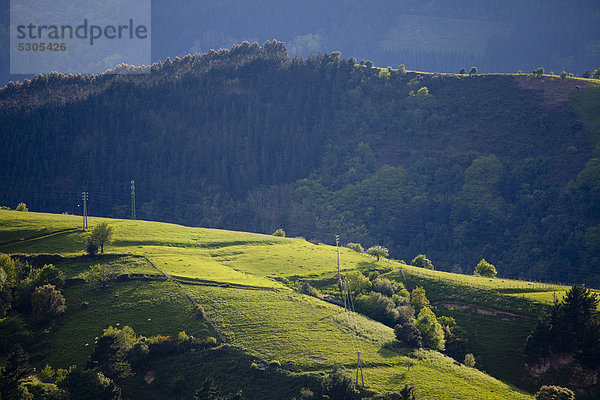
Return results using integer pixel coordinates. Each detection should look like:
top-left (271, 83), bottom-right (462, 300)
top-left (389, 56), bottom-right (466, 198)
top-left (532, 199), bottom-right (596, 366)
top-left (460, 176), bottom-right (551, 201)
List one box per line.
top-left (0, 228), bottom-right (80, 247)
top-left (142, 254), bottom-right (225, 342)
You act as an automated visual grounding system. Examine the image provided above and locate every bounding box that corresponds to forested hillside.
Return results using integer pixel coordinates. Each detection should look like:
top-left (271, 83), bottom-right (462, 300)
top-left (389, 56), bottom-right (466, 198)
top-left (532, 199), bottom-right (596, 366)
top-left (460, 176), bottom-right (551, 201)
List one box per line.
top-left (1, 41), bottom-right (599, 286)
top-left (2, 0), bottom-right (600, 86)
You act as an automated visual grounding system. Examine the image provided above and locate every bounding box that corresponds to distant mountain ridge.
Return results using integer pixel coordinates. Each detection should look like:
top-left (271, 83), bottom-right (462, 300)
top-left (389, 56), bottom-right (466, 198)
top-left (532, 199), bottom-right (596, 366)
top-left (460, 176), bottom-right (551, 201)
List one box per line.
top-left (1, 42), bottom-right (599, 286)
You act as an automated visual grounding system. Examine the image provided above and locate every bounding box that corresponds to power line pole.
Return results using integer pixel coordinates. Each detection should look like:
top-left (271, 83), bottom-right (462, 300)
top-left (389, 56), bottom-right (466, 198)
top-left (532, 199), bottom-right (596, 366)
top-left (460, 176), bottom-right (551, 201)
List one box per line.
top-left (356, 350), bottom-right (365, 387)
top-left (81, 192), bottom-right (88, 230)
top-left (130, 180), bottom-right (136, 220)
top-left (336, 234), bottom-right (347, 311)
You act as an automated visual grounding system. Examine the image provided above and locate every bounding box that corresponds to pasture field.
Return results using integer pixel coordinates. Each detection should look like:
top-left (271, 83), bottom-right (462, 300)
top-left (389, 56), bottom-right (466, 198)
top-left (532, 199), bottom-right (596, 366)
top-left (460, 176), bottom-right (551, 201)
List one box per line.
top-left (0, 210), bottom-right (569, 398)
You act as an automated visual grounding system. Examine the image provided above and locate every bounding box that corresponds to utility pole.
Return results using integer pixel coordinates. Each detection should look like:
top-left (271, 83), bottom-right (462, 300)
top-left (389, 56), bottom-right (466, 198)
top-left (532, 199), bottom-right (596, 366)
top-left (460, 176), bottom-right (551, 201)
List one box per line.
top-left (336, 235), bottom-right (347, 311)
top-left (81, 192), bottom-right (88, 230)
top-left (356, 350), bottom-right (365, 387)
top-left (130, 180), bottom-right (136, 220)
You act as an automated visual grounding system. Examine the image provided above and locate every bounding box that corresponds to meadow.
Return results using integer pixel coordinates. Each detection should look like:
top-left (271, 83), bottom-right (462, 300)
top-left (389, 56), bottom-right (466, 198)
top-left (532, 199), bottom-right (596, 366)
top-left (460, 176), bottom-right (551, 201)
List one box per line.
top-left (0, 209), bottom-right (574, 398)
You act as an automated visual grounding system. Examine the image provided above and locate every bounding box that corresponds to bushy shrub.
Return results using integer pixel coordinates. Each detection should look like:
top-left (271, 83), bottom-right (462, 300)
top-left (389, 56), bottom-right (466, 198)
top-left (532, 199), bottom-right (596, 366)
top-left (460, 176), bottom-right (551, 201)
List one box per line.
top-left (355, 292), bottom-right (400, 326)
top-left (411, 254), bottom-right (434, 270)
top-left (85, 239), bottom-right (98, 256)
top-left (464, 353), bottom-right (476, 367)
top-left (535, 385), bottom-right (575, 400)
top-left (372, 278), bottom-right (398, 297)
top-left (415, 307), bottom-right (445, 351)
top-left (346, 243), bottom-right (364, 253)
top-left (299, 282), bottom-right (322, 299)
top-left (322, 368), bottom-right (356, 400)
top-left (272, 228), bottom-right (285, 237)
top-left (15, 202), bottom-right (28, 212)
top-left (34, 264), bottom-right (64, 288)
top-left (409, 287), bottom-right (430, 314)
top-left (345, 271), bottom-right (371, 297)
top-left (31, 284), bottom-right (67, 323)
top-left (394, 322), bottom-right (422, 348)
top-left (473, 259), bottom-right (497, 277)
top-left (60, 369), bottom-right (121, 400)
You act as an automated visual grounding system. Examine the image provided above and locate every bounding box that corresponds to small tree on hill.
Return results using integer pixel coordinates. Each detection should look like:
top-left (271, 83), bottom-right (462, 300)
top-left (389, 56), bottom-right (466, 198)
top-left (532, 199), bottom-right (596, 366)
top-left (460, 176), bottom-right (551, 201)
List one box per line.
top-left (533, 67), bottom-right (545, 77)
top-left (31, 284), bottom-right (67, 323)
top-left (272, 228), bottom-right (285, 237)
top-left (394, 322), bottom-right (422, 348)
top-left (459, 67), bottom-right (466, 74)
top-left (85, 264), bottom-right (117, 289)
top-left (322, 368), bottom-right (356, 400)
top-left (592, 67), bottom-right (600, 79)
top-left (411, 254), bottom-right (434, 270)
top-left (85, 239), bottom-right (99, 255)
top-left (473, 259), bottom-right (497, 277)
top-left (346, 243), bottom-right (364, 253)
top-left (345, 271), bottom-right (371, 297)
top-left (410, 286), bottom-right (430, 314)
top-left (560, 71), bottom-right (567, 80)
top-left (367, 245), bottom-right (388, 261)
top-left (469, 66), bottom-right (478, 75)
top-left (15, 202), bottom-right (28, 212)
top-left (535, 385), bottom-right (575, 400)
top-left (0, 344), bottom-right (31, 397)
top-left (91, 223), bottom-right (113, 254)
top-left (415, 307), bottom-right (445, 351)
top-left (464, 353), bottom-right (476, 367)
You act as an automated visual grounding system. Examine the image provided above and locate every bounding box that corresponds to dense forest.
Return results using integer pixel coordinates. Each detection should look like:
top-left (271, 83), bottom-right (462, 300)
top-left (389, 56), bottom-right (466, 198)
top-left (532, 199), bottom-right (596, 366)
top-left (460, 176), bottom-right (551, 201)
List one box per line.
top-left (1, 41), bottom-right (599, 286)
top-left (1, 0), bottom-right (600, 85)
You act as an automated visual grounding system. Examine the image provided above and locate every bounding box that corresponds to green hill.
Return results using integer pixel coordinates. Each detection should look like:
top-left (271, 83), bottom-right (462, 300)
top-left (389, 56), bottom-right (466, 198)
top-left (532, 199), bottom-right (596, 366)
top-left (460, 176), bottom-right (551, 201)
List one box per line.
top-left (3, 210), bottom-right (584, 398)
top-left (1, 44), bottom-right (599, 287)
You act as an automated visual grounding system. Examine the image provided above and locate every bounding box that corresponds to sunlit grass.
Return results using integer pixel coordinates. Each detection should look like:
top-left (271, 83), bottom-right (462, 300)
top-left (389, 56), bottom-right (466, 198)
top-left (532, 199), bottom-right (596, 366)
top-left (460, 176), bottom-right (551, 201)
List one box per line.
top-left (0, 210), bottom-right (541, 398)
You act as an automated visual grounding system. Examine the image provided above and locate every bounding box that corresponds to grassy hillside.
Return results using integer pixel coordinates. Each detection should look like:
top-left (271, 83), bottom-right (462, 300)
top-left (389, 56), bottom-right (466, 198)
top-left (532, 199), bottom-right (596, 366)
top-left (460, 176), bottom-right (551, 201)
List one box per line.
top-left (1, 210), bottom-right (584, 398)
top-left (2, 45), bottom-right (599, 287)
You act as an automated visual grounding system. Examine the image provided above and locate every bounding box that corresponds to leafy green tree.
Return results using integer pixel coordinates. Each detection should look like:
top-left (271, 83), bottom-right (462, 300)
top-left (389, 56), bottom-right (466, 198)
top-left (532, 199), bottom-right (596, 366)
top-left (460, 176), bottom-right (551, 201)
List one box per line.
top-left (60, 369), bottom-right (121, 400)
top-left (34, 264), bottom-right (64, 288)
top-left (411, 254), bottom-right (434, 269)
top-left (345, 271), bottom-right (372, 297)
top-left (31, 284), bottom-right (67, 323)
top-left (367, 245), bottom-right (388, 261)
top-left (397, 64), bottom-right (406, 75)
top-left (560, 71), bottom-right (567, 80)
top-left (534, 385), bottom-right (575, 400)
top-left (591, 67), bottom-right (600, 79)
top-left (15, 202), bottom-right (28, 212)
top-left (90, 223), bottom-right (114, 254)
top-left (272, 228), bottom-right (285, 237)
top-left (0, 344), bottom-right (32, 399)
top-left (346, 242), bottom-right (364, 253)
top-left (85, 239), bottom-right (99, 255)
top-left (524, 286), bottom-right (600, 368)
top-left (533, 67), bottom-right (545, 77)
top-left (322, 368), bottom-right (356, 400)
top-left (464, 353), bottom-right (476, 367)
top-left (469, 66), bottom-right (478, 75)
top-left (355, 292), bottom-right (400, 326)
top-left (394, 322), bottom-right (422, 348)
top-left (415, 307), bottom-right (445, 351)
top-left (372, 277), bottom-right (398, 297)
top-left (85, 264), bottom-right (117, 289)
top-left (410, 286), bottom-right (429, 314)
top-left (473, 259), bottom-right (497, 277)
